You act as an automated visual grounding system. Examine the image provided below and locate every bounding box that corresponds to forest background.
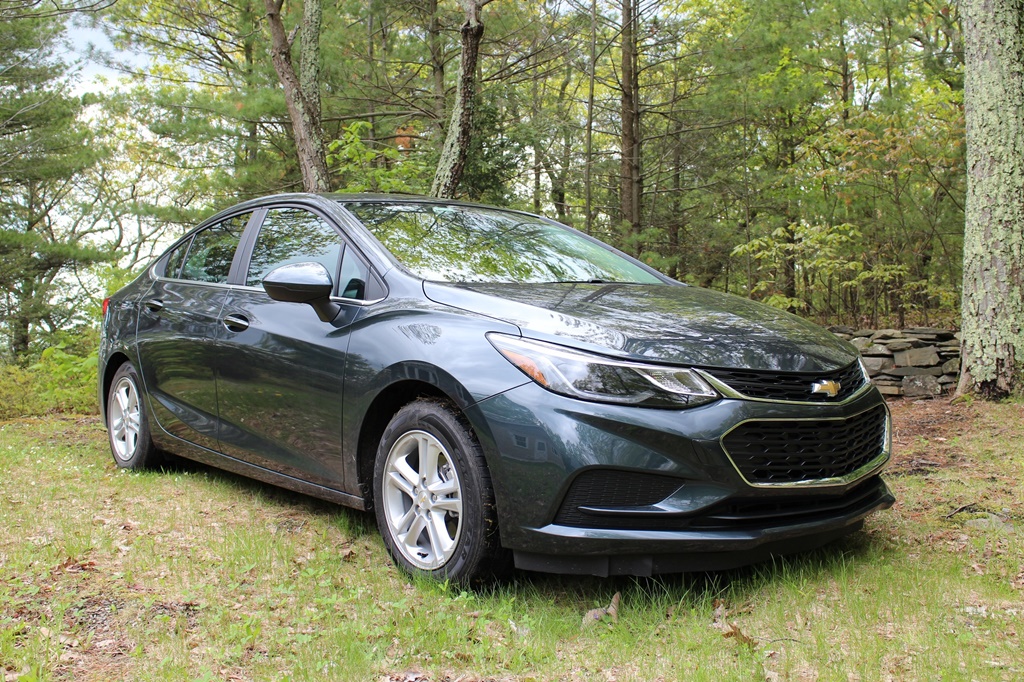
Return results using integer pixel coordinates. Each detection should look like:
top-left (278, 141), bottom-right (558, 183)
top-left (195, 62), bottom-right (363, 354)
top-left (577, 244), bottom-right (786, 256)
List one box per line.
top-left (0, 0), bottom-right (967, 416)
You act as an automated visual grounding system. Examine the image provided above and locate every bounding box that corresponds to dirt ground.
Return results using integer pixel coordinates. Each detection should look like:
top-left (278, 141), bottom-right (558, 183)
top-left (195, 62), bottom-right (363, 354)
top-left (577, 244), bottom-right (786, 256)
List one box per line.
top-left (887, 395), bottom-right (975, 475)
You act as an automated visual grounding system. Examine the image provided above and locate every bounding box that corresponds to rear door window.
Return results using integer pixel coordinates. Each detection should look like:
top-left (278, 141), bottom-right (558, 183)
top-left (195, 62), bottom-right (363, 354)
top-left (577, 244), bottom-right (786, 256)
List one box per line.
top-left (179, 213), bottom-right (250, 284)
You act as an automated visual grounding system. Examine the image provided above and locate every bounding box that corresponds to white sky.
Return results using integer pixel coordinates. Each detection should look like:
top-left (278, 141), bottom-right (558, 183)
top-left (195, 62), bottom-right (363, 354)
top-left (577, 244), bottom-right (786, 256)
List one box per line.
top-left (63, 16), bottom-right (137, 95)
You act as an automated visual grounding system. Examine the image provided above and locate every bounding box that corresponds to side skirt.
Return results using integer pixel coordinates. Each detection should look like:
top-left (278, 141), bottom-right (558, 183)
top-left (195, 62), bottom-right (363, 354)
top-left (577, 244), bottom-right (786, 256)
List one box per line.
top-left (151, 429), bottom-right (369, 511)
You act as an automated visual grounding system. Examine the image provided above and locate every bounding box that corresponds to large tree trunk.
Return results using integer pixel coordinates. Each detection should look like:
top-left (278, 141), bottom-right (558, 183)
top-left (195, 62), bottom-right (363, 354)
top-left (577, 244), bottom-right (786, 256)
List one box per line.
top-left (619, 0), bottom-right (641, 234)
top-left (265, 0), bottom-right (330, 192)
top-left (430, 0), bottom-right (487, 198)
top-left (957, 0), bottom-right (1024, 398)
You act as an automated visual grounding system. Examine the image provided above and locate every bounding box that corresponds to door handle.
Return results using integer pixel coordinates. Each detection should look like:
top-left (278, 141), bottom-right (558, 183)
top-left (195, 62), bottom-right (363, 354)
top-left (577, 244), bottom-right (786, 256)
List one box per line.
top-left (145, 299), bottom-right (164, 312)
top-left (223, 314), bottom-right (250, 332)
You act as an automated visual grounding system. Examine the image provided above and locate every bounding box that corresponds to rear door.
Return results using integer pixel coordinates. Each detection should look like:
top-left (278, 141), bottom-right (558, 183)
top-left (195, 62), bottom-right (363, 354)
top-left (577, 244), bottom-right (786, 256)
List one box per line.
top-left (135, 212), bottom-right (252, 451)
top-left (213, 205), bottom-right (380, 489)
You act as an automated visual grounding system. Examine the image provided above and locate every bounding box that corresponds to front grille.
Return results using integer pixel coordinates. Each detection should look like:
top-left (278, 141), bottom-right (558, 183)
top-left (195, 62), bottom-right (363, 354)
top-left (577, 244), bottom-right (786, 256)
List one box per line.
top-left (553, 469), bottom-right (684, 527)
top-left (703, 362), bottom-right (866, 402)
top-left (721, 404), bottom-right (888, 485)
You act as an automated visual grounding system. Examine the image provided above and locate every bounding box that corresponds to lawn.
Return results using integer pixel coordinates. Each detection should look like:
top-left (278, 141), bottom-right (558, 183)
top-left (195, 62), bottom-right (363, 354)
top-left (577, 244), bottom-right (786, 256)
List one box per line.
top-left (1, 399), bottom-right (1022, 681)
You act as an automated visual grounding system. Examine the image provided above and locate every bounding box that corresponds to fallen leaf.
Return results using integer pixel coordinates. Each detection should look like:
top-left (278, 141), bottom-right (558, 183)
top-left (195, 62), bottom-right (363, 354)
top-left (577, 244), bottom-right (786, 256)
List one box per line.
top-left (723, 621), bottom-right (757, 649)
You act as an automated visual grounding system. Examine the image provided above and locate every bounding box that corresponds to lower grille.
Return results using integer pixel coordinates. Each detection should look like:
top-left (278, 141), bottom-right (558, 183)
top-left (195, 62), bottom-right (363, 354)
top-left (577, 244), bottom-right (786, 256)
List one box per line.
top-left (690, 477), bottom-right (889, 529)
top-left (722, 404), bottom-right (888, 485)
top-left (553, 470), bottom-right (683, 527)
top-left (552, 476), bottom-right (890, 531)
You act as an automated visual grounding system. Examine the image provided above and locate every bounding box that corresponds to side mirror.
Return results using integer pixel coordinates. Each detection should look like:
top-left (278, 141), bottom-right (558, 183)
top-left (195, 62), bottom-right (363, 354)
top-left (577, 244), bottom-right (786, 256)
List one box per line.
top-left (262, 262), bottom-right (341, 322)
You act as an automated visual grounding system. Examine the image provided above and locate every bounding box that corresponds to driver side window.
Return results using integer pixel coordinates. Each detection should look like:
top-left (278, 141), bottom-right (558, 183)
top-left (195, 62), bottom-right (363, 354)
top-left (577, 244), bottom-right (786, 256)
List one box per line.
top-left (246, 208), bottom-right (343, 289)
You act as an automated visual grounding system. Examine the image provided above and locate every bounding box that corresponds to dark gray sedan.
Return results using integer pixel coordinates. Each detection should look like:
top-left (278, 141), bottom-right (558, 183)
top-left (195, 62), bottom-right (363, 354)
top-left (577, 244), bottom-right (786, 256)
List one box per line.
top-left (99, 193), bottom-right (893, 582)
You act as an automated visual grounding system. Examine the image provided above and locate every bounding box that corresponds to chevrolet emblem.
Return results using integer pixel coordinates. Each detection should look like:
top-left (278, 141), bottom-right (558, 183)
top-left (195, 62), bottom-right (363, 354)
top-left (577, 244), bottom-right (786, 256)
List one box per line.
top-left (811, 380), bottom-right (841, 398)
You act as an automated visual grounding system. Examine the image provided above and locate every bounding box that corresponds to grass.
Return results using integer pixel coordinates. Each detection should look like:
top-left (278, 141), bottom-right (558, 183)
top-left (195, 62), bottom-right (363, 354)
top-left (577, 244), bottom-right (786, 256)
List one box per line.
top-left (1, 400), bottom-right (1023, 681)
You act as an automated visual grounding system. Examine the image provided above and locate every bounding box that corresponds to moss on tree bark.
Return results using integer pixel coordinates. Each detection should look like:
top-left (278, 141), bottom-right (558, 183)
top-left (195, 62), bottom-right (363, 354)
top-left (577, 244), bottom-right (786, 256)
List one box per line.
top-left (957, 0), bottom-right (1024, 398)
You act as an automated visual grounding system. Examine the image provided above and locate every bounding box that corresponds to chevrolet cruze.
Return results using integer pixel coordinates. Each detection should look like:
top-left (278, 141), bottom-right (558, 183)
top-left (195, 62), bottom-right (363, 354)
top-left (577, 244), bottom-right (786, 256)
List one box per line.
top-left (99, 193), bottom-right (894, 582)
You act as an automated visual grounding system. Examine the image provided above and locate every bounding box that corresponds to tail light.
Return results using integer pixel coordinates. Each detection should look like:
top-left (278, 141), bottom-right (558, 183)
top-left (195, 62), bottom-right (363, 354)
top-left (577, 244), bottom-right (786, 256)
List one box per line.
top-left (102, 297), bottom-right (110, 317)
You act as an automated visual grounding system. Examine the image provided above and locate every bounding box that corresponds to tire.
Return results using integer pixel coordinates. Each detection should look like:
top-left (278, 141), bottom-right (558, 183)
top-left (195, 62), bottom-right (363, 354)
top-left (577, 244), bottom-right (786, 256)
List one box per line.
top-left (106, 361), bottom-right (163, 470)
top-left (374, 399), bottom-right (506, 584)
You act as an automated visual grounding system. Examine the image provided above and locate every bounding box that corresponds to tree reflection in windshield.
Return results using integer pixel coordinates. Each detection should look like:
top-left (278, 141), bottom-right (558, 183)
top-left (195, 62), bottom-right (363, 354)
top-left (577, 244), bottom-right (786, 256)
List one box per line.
top-left (344, 202), bottom-right (662, 285)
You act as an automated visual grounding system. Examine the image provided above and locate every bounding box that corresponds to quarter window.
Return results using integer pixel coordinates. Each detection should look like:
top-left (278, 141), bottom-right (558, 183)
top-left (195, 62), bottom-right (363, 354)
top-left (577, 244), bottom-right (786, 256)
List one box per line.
top-left (338, 248), bottom-right (372, 300)
top-left (246, 208), bottom-right (343, 289)
top-left (162, 238), bottom-right (190, 279)
top-left (179, 213), bottom-right (250, 283)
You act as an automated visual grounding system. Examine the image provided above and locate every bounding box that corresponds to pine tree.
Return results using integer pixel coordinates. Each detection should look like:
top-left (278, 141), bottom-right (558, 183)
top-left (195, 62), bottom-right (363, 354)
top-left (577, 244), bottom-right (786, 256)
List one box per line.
top-left (0, 9), bottom-right (109, 357)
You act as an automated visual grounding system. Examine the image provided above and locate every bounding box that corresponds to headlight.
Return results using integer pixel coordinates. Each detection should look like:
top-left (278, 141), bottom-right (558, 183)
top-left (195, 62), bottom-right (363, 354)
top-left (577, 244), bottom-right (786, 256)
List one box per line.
top-left (487, 333), bottom-right (718, 409)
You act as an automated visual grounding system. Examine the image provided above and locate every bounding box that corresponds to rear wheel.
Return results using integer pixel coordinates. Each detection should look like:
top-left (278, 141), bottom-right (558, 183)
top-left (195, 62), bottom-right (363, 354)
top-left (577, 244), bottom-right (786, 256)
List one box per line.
top-left (374, 399), bottom-right (506, 583)
top-left (106, 361), bottom-right (163, 470)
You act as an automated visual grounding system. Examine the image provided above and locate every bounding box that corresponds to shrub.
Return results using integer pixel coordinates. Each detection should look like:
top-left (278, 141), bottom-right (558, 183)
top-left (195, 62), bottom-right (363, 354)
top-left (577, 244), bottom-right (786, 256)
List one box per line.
top-left (0, 346), bottom-right (98, 420)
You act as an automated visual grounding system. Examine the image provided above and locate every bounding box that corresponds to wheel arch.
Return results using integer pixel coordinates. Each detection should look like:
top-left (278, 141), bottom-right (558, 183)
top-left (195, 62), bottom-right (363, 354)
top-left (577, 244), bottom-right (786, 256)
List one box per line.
top-left (355, 380), bottom-right (453, 505)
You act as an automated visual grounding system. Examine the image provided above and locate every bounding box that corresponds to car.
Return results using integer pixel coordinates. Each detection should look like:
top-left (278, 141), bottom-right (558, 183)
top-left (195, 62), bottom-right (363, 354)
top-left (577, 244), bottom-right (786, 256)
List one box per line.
top-left (99, 193), bottom-right (894, 582)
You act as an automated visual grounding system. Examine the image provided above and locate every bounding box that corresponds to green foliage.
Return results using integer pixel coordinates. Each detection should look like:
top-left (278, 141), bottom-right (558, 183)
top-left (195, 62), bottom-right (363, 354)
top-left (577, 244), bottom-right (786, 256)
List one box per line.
top-left (0, 7), bottom-right (114, 357)
top-left (0, 346), bottom-right (97, 419)
top-left (733, 222), bottom-right (865, 313)
top-left (0, 0), bottom-right (969, 368)
top-left (327, 122), bottom-right (430, 193)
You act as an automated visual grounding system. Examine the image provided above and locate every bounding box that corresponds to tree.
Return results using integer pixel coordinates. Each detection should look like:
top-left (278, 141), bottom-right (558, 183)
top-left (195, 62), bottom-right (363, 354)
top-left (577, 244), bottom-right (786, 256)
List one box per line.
top-left (956, 0), bottom-right (1024, 398)
top-left (430, 0), bottom-right (490, 198)
top-left (265, 0), bottom-right (331, 192)
top-left (619, 0), bottom-right (641, 234)
top-left (0, 9), bottom-right (110, 357)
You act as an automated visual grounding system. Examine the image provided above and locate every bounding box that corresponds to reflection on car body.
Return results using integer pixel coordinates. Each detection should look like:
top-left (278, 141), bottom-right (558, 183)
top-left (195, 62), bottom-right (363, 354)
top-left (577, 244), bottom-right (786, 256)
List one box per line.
top-left (99, 193), bottom-right (893, 582)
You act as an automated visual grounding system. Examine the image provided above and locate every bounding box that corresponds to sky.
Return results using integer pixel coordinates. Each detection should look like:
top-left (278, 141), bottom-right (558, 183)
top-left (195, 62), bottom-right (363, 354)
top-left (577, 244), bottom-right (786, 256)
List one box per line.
top-left (63, 16), bottom-right (137, 95)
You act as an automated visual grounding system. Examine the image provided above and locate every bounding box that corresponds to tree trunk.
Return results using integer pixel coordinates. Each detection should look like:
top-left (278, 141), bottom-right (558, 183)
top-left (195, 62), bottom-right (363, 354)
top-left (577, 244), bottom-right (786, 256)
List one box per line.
top-left (427, 0), bottom-right (446, 133)
top-left (619, 0), bottom-right (641, 233)
top-left (584, 0), bottom-right (597, 234)
top-left (265, 0), bottom-right (330, 192)
top-left (957, 0), bottom-right (1024, 399)
top-left (430, 0), bottom-right (486, 198)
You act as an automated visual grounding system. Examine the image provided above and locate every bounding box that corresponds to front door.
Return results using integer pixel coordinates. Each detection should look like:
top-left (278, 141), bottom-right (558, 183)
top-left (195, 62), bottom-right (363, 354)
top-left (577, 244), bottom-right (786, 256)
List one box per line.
top-left (213, 206), bottom-right (361, 489)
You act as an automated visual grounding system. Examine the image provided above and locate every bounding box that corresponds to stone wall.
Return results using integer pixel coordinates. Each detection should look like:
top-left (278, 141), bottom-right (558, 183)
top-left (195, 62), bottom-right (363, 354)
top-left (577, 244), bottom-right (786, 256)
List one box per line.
top-left (829, 327), bottom-right (960, 398)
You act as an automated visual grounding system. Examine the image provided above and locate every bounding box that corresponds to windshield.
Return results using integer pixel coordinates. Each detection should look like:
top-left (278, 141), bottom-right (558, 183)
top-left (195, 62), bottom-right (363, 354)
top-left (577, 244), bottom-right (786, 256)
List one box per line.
top-left (343, 202), bottom-right (663, 285)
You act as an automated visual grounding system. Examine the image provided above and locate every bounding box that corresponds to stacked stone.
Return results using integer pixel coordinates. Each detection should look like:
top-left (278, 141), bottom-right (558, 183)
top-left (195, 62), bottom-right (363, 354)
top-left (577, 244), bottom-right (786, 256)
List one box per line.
top-left (830, 327), bottom-right (961, 398)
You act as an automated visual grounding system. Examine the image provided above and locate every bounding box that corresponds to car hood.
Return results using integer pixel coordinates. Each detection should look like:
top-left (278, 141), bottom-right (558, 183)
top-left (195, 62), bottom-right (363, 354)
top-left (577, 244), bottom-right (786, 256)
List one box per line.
top-left (423, 281), bottom-right (857, 372)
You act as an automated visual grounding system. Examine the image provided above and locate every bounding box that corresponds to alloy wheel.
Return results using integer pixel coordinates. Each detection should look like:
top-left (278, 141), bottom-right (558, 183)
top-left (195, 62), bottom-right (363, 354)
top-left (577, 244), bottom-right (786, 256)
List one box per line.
top-left (109, 376), bottom-right (141, 463)
top-left (381, 429), bottom-right (464, 570)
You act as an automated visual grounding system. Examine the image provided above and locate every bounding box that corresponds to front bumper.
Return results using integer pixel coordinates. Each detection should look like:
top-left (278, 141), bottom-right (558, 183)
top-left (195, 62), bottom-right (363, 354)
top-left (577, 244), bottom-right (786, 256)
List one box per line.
top-left (471, 381), bottom-right (893, 575)
top-left (513, 476), bottom-right (894, 575)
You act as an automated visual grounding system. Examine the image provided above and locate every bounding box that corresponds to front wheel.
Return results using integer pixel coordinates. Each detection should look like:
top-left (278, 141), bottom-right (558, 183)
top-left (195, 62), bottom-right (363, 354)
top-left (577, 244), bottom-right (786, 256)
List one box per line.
top-left (106, 361), bottom-right (163, 470)
top-left (374, 399), bottom-right (506, 584)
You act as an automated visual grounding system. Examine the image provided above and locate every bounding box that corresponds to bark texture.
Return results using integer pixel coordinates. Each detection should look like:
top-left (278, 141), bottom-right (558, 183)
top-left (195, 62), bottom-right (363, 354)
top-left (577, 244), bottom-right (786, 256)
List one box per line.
top-left (957, 0), bottom-right (1024, 398)
top-left (265, 0), bottom-right (330, 192)
top-left (430, 0), bottom-right (487, 198)
top-left (619, 0), bottom-right (641, 233)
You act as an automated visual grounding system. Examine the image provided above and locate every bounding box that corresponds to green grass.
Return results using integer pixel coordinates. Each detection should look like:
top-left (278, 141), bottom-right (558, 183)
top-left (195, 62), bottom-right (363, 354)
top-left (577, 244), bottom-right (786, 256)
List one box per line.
top-left (1, 401), bottom-right (1023, 681)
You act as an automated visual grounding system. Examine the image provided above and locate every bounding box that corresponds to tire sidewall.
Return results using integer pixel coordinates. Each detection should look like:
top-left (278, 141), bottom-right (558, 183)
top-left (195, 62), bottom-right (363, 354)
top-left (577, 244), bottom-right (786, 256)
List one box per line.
top-left (374, 400), bottom-right (493, 583)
